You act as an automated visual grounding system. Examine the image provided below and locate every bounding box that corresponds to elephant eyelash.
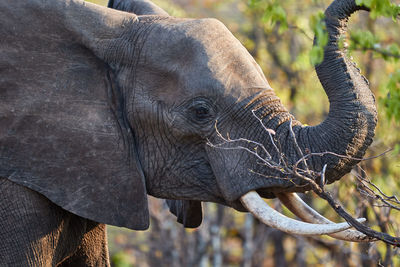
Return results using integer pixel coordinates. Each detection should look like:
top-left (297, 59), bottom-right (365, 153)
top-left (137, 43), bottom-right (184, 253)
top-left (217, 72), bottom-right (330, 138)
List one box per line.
top-left (190, 105), bottom-right (211, 119)
top-left (187, 98), bottom-right (216, 123)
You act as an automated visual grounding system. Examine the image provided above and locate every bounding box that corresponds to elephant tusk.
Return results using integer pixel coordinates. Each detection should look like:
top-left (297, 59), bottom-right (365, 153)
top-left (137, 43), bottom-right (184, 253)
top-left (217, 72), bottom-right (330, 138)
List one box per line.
top-left (276, 192), bottom-right (376, 242)
top-left (240, 191), bottom-right (366, 236)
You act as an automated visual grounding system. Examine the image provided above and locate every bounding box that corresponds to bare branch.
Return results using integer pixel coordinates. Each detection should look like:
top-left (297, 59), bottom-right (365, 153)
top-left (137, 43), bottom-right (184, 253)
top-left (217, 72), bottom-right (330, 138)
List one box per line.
top-left (315, 189), bottom-right (400, 247)
top-left (208, 112), bottom-right (400, 247)
top-left (353, 167), bottom-right (400, 211)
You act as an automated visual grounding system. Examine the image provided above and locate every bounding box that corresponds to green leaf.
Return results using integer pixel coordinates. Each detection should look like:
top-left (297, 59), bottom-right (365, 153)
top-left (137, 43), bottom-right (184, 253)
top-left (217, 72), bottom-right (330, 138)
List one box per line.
top-left (388, 43), bottom-right (400, 60)
top-left (310, 46), bottom-right (324, 66)
top-left (309, 11), bottom-right (328, 65)
top-left (262, 2), bottom-right (288, 32)
top-left (394, 143), bottom-right (400, 155)
top-left (350, 30), bottom-right (379, 51)
top-left (111, 252), bottom-right (132, 267)
top-left (381, 70), bottom-right (400, 121)
top-left (356, 0), bottom-right (400, 20)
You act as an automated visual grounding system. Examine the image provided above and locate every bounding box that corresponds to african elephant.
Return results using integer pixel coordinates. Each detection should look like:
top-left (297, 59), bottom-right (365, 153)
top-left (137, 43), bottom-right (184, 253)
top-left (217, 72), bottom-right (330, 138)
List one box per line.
top-left (0, 0), bottom-right (377, 265)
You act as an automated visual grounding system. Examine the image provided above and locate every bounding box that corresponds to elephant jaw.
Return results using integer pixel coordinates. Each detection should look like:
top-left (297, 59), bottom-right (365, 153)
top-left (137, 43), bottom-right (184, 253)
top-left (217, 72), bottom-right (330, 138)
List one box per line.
top-left (239, 191), bottom-right (374, 242)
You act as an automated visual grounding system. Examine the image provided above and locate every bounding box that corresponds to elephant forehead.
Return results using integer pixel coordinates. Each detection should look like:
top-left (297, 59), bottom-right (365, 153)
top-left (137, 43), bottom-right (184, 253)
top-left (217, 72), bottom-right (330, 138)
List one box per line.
top-left (144, 17), bottom-right (272, 101)
top-left (180, 59), bottom-right (270, 103)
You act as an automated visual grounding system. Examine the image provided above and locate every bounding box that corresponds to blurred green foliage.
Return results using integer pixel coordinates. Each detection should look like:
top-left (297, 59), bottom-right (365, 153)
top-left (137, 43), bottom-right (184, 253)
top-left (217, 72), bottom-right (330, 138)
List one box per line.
top-left (111, 252), bottom-right (132, 267)
top-left (356, 0), bottom-right (400, 19)
top-left (249, 0), bottom-right (289, 32)
top-left (350, 29), bottom-right (380, 50)
top-left (382, 69), bottom-right (400, 121)
top-left (309, 11), bottom-right (328, 65)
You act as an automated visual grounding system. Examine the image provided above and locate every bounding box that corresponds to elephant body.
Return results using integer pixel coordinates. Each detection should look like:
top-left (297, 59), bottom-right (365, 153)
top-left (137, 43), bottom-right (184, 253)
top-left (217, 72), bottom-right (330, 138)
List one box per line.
top-left (0, 178), bottom-right (109, 266)
top-left (0, 0), bottom-right (377, 265)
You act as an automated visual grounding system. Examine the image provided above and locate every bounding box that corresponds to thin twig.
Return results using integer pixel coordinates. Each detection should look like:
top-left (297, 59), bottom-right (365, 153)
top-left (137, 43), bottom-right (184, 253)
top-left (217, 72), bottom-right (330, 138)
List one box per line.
top-left (208, 112), bottom-right (400, 247)
top-left (354, 167), bottom-right (400, 211)
top-left (315, 189), bottom-right (400, 247)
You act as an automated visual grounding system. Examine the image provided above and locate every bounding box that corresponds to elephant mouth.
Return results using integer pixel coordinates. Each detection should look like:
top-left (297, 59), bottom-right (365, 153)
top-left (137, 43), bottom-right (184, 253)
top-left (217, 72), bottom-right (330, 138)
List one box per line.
top-left (237, 190), bottom-right (375, 242)
top-left (207, 134), bottom-right (374, 242)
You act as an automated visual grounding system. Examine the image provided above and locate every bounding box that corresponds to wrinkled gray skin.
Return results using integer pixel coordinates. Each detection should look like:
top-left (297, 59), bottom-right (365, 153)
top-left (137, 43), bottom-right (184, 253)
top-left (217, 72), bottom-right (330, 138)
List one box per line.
top-left (0, 0), bottom-right (376, 265)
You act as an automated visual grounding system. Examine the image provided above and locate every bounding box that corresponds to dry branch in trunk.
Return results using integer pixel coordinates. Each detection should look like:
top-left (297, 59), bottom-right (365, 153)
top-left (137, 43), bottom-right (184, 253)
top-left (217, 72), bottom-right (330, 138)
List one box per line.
top-left (208, 111), bottom-right (400, 247)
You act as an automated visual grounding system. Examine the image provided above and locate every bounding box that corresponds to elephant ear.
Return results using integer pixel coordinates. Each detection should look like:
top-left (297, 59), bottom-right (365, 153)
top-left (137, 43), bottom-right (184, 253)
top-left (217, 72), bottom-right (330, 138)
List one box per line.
top-left (166, 200), bottom-right (203, 228)
top-left (108, 0), bottom-right (169, 16)
top-left (108, 0), bottom-right (204, 228)
top-left (0, 1), bottom-right (149, 230)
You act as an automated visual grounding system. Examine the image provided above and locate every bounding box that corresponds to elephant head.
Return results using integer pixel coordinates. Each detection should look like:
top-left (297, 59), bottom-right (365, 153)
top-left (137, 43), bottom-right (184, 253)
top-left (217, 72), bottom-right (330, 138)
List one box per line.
top-left (0, 0), bottom-right (376, 239)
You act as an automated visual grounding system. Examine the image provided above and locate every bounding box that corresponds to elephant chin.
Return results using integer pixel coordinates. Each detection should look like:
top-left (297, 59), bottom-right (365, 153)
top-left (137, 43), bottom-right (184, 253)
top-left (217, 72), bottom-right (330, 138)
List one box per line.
top-left (238, 191), bottom-right (374, 242)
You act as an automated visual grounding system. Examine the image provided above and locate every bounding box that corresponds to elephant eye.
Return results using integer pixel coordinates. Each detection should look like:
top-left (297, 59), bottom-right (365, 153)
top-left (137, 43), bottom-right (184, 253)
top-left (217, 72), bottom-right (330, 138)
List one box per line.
top-left (187, 98), bottom-right (215, 124)
top-left (194, 106), bottom-right (210, 119)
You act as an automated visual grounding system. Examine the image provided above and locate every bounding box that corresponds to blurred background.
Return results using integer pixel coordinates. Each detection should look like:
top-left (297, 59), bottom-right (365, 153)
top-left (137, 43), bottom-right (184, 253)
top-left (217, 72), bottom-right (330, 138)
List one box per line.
top-left (88, 0), bottom-right (400, 266)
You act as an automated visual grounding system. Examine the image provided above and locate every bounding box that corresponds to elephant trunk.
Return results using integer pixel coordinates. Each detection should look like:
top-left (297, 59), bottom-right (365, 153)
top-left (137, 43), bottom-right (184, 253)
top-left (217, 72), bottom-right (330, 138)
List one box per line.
top-left (293, 0), bottom-right (377, 183)
top-left (209, 0), bottom-right (377, 199)
top-left (206, 0), bottom-right (377, 240)
top-left (236, 0), bottom-right (377, 240)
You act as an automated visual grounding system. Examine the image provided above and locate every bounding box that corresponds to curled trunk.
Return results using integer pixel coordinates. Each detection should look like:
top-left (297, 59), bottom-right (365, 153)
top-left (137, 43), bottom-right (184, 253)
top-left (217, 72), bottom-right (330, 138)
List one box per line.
top-left (208, 0), bottom-right (377, 202)
top-left (256, 0), bottom-right (377, 186)
top-left (207, 0), bottom-right (377, 242)
top-left (296, 0), bottom-right (377, 183)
